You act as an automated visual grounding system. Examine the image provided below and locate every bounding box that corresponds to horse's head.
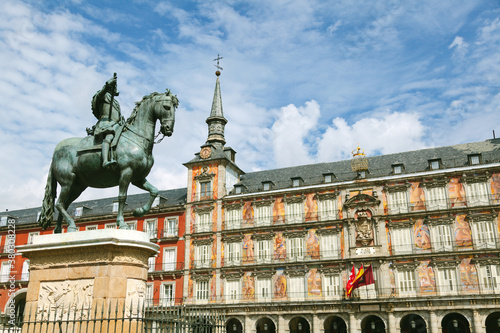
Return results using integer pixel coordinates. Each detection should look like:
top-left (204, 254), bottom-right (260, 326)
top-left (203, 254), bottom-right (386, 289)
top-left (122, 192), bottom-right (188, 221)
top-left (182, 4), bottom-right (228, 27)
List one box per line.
top-left (152, 90), bottom-right (178, 137)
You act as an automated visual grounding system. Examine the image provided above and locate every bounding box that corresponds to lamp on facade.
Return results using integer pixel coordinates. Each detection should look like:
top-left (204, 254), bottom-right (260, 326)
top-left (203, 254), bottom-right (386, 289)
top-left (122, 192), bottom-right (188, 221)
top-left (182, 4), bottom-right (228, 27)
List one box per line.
top-left (452, 319), bottom-right (459, 332)
top-left (371, 321), bottom-right (376, 330)
top-left (497, 318), bottom-right (500, 327)
top-left (298, 322), bottom-right (303, 331)
top-left (263, 323), bottom-right (268, 332)
top-left (333, 322), bottom-right (338, 331)
top-left (233, 323), bottom-right (237, 332)
top-left (410, 320), bottom-right (416, 332)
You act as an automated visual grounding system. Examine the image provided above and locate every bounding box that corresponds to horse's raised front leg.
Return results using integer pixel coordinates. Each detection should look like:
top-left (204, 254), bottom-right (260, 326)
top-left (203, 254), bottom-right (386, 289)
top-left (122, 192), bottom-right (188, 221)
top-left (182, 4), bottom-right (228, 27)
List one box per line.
top-left (116, 169), bottom-right (133, 229)
top-left (132, 178), bottom-right (158, 217)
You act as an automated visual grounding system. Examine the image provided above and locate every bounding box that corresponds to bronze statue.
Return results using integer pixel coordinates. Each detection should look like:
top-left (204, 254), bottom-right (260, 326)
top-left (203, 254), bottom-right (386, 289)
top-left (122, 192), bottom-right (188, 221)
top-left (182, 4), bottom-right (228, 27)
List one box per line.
top-left (90, 73), bottom-right (124, 168)
top-left (38, 75), bottom-right (179, 232)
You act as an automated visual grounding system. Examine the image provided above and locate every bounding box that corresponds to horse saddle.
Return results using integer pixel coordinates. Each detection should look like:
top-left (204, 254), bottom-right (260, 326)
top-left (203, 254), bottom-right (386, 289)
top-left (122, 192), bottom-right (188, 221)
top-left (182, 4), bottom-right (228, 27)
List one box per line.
top-left (76, 123), bottom-right (125, 154)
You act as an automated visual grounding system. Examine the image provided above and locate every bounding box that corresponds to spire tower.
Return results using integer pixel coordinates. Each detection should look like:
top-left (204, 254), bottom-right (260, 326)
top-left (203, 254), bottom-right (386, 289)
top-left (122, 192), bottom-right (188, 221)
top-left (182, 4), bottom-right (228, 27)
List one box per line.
top-left (205, 56), bottom-right (227, 147)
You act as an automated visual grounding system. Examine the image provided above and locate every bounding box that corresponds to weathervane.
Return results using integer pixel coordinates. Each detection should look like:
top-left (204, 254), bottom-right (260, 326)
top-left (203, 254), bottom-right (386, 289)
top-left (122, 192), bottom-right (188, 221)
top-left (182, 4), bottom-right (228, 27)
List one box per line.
top-left (214, 54), bottom-right (223, 76)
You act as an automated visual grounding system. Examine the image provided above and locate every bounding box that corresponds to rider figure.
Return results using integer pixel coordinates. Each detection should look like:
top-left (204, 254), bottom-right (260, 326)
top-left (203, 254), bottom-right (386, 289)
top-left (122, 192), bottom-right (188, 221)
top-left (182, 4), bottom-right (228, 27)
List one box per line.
top-left (91, 74), bottom-right (123, 168)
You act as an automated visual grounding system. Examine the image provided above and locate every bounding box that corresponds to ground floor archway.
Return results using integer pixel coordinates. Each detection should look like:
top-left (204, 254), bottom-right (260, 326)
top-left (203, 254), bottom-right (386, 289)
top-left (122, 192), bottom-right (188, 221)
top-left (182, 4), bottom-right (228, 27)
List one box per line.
top-left (325, 315), bottom-right (348, 333)
top-left (486, 311), bottom-right (500, 333)
top-left (256, 317), bottom-right (276, 333)
top-left (400, 314), bottom-right (427, 333)
top-left (226, 317), bottom-right (243, 333)
top-left (361, 315), bottom-right (386, 333)
top-left (441, 313), bottom-right (471, 333)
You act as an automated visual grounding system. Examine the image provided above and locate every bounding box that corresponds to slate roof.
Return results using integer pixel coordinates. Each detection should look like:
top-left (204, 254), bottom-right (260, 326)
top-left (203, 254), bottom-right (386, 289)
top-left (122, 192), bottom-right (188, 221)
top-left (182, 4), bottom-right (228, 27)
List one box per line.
top-left (0, 188), bottom-right (187, 227)
top-left (234, 139), bottom-right (500, 193)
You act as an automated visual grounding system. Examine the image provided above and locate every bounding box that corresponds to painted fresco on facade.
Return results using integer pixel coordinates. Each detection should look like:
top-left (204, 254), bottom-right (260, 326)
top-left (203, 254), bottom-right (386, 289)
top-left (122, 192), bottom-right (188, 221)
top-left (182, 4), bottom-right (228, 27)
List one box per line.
top-left (274, 232), bottom-right (286, 261)
top-left (212, 205), bottom-right (218, 233)
top-left (418, 261), bottom-right (436, 294)
top-left (459, 257), bottom-right (479, 292)
top-left (340, 227), bottom-right (345, 259)
top-left (449, 178), bottom-right (466, 208)
top-left (189, 241), bottom-right (195, 269)
top-left (307, 268), bottom-right (322, 297)
top-left (190, 209), bottom-right (196, 234)
top-left (305, 229), bottom-right (320, 260)
top-left (242, 234), bottom-right (254, 264)
top-left (191, 164), bottom-right (218, 201)
top-left (242, 272), bottom-right (255, 301)
top-left (414, 219), bottom-right (431, 252)
top-left (337, 194), bottom-right (343, 219)
top-left (388, 265), bottom-right (396, 297)
top-left (409, 182), bottom-right (425, 211)
top-left (491, 173), bottom-right (500, 203)
top-left (274, 270), bottom-right (287, 300)
top-left (386, 224), bottom-right (392, 255)
top-left (273, 197), bottom-right (285, 224)
top-left (210, 273), bottom-right (216, 302)
top-left (497, 214), bottom-right (500, 239)
top-left (382, 190), bottom-right (388, 215)
top-left (191, 165), bottom-right (201, 202)
top-left (242, 201), bottom-right (254, 227)
top-left (221, 242), bottom-right (225, 266)
top-left (188, 277), bottom-right (194, 299)
top-left (305, 193), bottom-right (317, 222)
top-left (211, 236), bottom-right (217, 268)
top-left (455, 214), bottom-right (473, 248)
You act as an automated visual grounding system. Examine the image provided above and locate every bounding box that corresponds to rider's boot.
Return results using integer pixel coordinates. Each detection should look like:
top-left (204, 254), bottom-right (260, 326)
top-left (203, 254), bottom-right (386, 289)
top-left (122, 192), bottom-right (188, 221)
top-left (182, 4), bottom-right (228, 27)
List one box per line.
top-left (102, 135), bottom-right (117, 168)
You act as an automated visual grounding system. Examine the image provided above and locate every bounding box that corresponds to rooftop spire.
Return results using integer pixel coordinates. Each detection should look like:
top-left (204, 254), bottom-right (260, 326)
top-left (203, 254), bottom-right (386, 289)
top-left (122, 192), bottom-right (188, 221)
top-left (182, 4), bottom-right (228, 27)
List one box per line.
top-left (206, 55), bottom-right (227, 146)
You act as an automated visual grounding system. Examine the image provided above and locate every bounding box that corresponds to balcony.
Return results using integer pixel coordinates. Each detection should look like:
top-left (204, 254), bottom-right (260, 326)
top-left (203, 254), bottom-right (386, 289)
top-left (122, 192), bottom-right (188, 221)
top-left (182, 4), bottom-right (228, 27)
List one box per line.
top-left (391, 236), bottom-right (500, 256)
top-left (148, 261), bottom-right (184, 273)
top-left (195, 191), bottom-right (213, 202)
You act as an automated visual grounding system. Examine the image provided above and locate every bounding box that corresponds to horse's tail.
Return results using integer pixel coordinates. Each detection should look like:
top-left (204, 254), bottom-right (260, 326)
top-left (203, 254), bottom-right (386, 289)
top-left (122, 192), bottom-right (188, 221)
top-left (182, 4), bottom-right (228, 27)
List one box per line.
top-left (38, 162), bottom-right (57, 230)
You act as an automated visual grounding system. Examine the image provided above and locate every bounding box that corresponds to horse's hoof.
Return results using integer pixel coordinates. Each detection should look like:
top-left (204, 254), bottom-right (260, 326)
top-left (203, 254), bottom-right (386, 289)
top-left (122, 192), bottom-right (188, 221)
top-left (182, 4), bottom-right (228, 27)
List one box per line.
top-left (133, 208), bottom-right (144, 217)
top-left (67, 226), bottom-right (79, 232)
top-left (118, 224), bottom-right (130, 230)
top-left (54, 227), bottom-right (62, 234)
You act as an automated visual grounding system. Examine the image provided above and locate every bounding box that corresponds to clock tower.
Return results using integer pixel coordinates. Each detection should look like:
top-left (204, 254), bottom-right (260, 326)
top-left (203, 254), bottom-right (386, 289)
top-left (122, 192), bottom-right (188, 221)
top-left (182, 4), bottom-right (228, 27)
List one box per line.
top-left (183, 60), bottom-right (244, 304)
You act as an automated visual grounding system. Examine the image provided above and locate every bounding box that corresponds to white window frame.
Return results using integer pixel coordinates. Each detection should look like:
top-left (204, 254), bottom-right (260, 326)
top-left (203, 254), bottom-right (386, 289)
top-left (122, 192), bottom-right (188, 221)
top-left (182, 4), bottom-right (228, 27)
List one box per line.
top-left (196, 212), bottom-right (211, 233)
top-left (196, 280), bottom-right (209, 302)
top-left (164, 217), bottom-right (178, 237)
top-left (74, 207), bottom-right (83, 217)
top-left (126, 220), bottom-right (137, 230)
top-left (163, 247), bottom-right (176, 271)
top-left (160, 283), bottom-right (175, 306)
top-left (430, 224), bottom-right (454, 252)
top-left (27, 231), bottom-right (40, 245)
top-left (256, 277), bottom-right (272, 302)
top-left (21, 260), bottom-right (29, 281)
top-left (289, 276), bottom-right (305, 301)
top-left (391, 228), bottom-right (413, 255)
top-left (146, 283), bottom-right (154, 306)
top-left (148, 256), bottom-right (156, 272)
top-left (225, 242), bottom-right (241, 266)
top-left (225, 208), bottom-right (241, 230)
top-left (388, 190), bottom-right (409, 214)
top-left (105, 223), bottom-right (116, 229)
top-left (286, 201), bottom-right (303, 224)
top-left (85, 225), bottom-right (98, 231)
top-left (471, 219), bottom-right (497, 249)
top-left (195, 244), bottom-right (211, 269)
top-left (256, 239), bottom-right (271, 264)
top-left (320, 233), bottom-right (339, 259)
top-left (323, 274), bottom-right (341, 298)
top-left (437, 267), bottom-right (458, 295)
top-left (0, 261), bottom-right (11, 283)
top-left (287, 237), bottom-right (304, 262)
top-left (198, 180), bottom-right (212, 200)
top-left (479, 264), bottom-right (500, 291)
top-left (144, 219), bottom-right (157, 239)
top-left (112, 202), bottom-right (119, 213)
top-left (465, 182), bottom-right (489, 207)
top-left (225, 279), bottom-right (240, 303)
top-left (318, 198), bottom-right (337, 221)
top-left (425, 187), bottom-right (448, 210)
top-left (397, 269), bottom-right (416, 296)
top-left (254, 205), bottom-right (271, 227)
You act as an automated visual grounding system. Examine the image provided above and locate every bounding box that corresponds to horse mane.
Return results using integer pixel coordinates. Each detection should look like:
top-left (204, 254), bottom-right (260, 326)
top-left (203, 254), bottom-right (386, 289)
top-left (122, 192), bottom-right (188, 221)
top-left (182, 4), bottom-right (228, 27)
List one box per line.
top-left (126, 90), bottom-right (179, 125)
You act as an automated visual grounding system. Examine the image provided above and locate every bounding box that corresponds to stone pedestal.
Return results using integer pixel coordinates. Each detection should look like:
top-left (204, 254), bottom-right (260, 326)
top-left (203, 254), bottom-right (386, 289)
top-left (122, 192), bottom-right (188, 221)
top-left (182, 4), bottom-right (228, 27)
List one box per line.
top-left (18, 229), bottom-right (158, 332)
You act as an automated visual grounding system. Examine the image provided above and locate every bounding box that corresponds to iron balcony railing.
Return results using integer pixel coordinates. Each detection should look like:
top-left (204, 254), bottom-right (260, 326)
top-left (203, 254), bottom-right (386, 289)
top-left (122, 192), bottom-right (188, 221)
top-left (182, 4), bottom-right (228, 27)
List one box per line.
top-left (148, 261), bottom-right (184, 272)
top-left (389, 194), bottom-right (500, 214)
top-left (195, 191), bottom-right (214, 202)
top-left (0, 273), bottom-right (29, 283)
top-left (391, 236), bottom-right (500, 255)
top-left (143, 228), bottom-right (179, 240)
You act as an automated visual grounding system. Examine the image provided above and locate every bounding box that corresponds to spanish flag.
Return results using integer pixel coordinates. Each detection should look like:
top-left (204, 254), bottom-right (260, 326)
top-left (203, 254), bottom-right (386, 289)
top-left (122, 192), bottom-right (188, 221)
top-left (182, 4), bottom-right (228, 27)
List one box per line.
top-left (347, 264), bottom-right (365, 297)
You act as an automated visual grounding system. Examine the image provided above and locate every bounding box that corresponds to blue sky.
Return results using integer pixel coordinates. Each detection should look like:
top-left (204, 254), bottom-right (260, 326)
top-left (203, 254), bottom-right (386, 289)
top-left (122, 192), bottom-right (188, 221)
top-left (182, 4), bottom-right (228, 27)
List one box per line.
top-left (1, 0), bottom-right (499, 211)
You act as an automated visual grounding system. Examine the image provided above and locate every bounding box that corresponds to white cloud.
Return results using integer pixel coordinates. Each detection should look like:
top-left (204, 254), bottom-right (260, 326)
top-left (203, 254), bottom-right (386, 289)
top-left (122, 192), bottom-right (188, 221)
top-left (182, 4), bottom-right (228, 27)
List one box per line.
top-left (449, 36), bottom-right (469, 57)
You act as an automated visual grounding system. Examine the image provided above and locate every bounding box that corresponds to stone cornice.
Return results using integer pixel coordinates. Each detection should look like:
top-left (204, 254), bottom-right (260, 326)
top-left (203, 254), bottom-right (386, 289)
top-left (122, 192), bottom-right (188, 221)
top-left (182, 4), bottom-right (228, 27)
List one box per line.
top-left (421, 178), bottom-right (448, 188)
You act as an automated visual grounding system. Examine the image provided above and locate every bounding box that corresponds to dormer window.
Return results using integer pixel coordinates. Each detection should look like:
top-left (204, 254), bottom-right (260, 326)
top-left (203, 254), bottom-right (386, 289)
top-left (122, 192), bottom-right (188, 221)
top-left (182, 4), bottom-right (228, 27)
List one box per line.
top-left (262, 181), bottom-right (272, 191)
top-left (392, 164), bottom-right (404, 175)
top-left (234, 185), bottom-right (243, 194)
top-left (468, 154), bottom-right (481, 165)
top-left (75, 207), bottom-right (83, 217)
top-left (323, 173), bottom-right (334, 183)
top-left (152, 196), bottom-right (160, 208)
top-left (0, 217), bottom-right (7, 227)
top-left (112, 202), bottom-right (119, 213)
top-left (291, 177), bottom-right (303, 187)
top-left (358, 170), bottom-right (367, 179)
top-left (429, 159), bottom-right (441, 170)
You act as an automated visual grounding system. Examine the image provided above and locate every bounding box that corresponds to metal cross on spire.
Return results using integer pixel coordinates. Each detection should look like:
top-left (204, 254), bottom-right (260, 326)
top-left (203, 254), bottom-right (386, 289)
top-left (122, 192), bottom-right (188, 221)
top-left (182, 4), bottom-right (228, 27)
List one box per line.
top-left (214, 54), bottom-right (223, 72)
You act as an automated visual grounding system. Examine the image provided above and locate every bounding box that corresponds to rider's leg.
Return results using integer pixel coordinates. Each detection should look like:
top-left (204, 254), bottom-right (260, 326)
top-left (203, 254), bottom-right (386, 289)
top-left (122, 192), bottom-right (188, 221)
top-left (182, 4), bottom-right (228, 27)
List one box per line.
top-left (102, 133), bottom-right (116, 167)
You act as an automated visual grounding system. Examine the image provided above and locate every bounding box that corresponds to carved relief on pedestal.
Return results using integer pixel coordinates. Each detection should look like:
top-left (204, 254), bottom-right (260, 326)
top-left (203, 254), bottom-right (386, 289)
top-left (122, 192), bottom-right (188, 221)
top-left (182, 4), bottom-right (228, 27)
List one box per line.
top-left (125, 278), bottom-right (146, 316)
top-left (37, 279), bottom-right (94, 320)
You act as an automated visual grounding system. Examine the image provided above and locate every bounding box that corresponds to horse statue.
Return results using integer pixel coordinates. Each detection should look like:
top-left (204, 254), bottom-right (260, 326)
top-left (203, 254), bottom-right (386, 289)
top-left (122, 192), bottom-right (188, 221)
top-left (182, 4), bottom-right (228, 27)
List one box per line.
top-left (38, 90), bottom-right (178, 233)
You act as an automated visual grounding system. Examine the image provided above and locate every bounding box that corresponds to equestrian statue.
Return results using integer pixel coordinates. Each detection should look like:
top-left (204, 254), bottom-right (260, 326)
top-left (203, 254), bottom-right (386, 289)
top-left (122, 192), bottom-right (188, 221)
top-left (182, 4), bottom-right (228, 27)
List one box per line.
top-left (38, 74), bottom-right (179, 233)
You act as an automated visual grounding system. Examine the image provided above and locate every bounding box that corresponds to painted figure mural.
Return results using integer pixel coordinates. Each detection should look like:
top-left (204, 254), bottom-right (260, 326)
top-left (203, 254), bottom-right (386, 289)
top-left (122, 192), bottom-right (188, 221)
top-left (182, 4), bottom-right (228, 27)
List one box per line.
top-left (210, 274), bottom-right (216, 302)
top-left (307, 268), bottom-right (322, 297)
top-left (274, 270), bottom-right (287, 300)
top-left (418, 261), bottom-right (436, 293)
top-left (274, 232), bottom-right (286, 261)
top-left (414, 219), bottom-right (431, 252)
top-left (449, 178), bottom-right (466, 208)
top-left (242, 234), bottom-right (254, 264)
top-left (491, 173), bottom-right (500, 203)
top-left (242, 201), bottom-right (254, 227)
top-left (305, 229), bottom-right (320, 260)
top-left (459, 257), bottom-right (479, 292)
top-left (455, 214), bottom-right (473, 248)
top-left (273, 197), bottom-right (285, 224)
top-left (410, 182), bottom-right (425, 211)
top-left (305, 193), bottom-right (317, 222)
top-left (242, 272), bottom-right (255, 301)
